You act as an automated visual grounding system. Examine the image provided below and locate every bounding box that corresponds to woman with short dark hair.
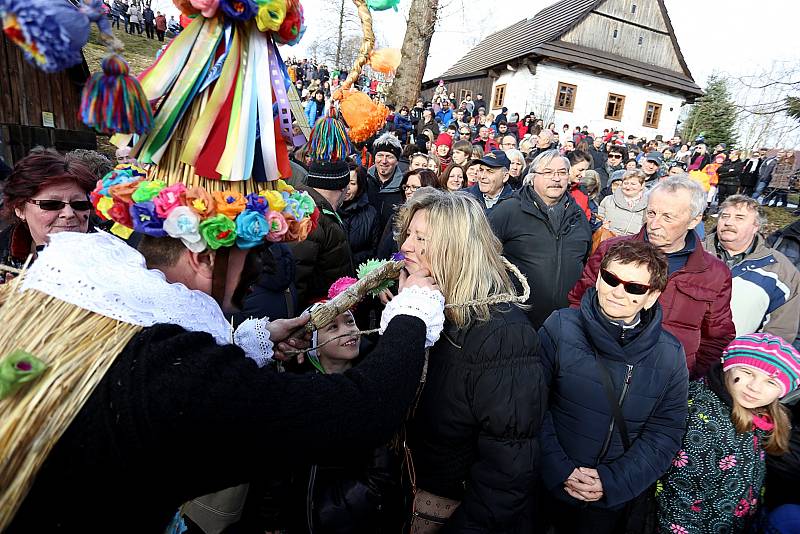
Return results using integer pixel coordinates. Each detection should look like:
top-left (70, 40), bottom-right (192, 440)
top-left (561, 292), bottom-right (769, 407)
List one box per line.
top-left (538, 240), bottom-right (689, 534)
top-left (0, 148), bottom-right (96, 276)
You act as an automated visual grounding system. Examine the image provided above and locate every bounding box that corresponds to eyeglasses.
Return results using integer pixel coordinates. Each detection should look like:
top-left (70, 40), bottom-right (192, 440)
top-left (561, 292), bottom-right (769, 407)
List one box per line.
top-left (28, 199), bottom-right (93, 212)
top-left (600, 269), bottom-right (651, 295)
top-left (403, 185), bottom-right (421, 193)
top-left (534, 170), bottom-right (569, 179)
top-left (608, 154), bottom-right (623, 159)
top-left (460, 130), bottom-right (471, 135)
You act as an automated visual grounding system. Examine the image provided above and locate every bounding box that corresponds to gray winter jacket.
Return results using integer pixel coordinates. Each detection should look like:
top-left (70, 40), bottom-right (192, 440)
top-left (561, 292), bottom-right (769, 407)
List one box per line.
top-left (597, 188), bottom-right (647, 236)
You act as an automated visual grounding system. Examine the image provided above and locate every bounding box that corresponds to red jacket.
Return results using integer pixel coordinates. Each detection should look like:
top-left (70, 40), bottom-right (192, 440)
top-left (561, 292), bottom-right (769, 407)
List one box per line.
top-left (569, 183), bottom-right (592, 220)
top-left (567, 229), bottom-right (735, 379)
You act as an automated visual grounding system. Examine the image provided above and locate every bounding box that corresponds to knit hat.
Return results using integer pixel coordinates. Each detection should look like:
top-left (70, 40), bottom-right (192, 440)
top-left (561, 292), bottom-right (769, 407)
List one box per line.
top-left (306, 159), bottom-right (350, 190)
top-left (435, 133), bottom-right (452, 149)
top-left (372, 132), bottom-right (402, 160)
top-left (722, 333), bottom-right (800, 398)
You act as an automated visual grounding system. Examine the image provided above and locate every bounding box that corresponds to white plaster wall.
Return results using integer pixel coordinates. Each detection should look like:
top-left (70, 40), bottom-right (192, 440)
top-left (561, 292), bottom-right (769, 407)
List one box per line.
top-left (490, 63), bottom-right (686, 140)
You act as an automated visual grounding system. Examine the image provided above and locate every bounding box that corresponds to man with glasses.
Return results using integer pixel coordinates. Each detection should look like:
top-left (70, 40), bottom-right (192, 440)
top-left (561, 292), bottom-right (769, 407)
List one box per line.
top-left (489, 149), bottom-right (592, 328)
top-left (500, 135), bottom-right (517, 151)
top-left (570, 175), bottom-right (735, 379)
top-left (467, 150), bottom-right (513, 213)
top-left (598, 147), bottom-right (625, 186)
top-left (458, 126), bottom-right (473, 141)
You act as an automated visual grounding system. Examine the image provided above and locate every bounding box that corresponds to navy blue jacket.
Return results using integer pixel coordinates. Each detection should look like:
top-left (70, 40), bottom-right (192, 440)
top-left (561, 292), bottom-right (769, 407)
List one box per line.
top-left (538, 288), bottom-right (689, 508)
top-left (466, 183), bottom-right (513, 213)
top-left (235, 244), bottom-right (298, 324)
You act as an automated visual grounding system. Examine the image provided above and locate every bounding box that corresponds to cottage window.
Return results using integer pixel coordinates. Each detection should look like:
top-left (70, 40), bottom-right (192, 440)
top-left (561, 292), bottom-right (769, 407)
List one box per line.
top-left (605, 93), bottom-right (625, 121)
top-left (613, 29), bottom-right (618, 39)
top-left (555, 82), bottom-right (577, 112)
top-left (492, 84), bottom-right (506, 109)
top-left (638, 36), bottom-right (644, 45)
top-left (643, 101), bottom-right (662, 128)
top-left (459, 89), bottom-right (472, 102)
top-left (631, 3), bottom-right (637, 14)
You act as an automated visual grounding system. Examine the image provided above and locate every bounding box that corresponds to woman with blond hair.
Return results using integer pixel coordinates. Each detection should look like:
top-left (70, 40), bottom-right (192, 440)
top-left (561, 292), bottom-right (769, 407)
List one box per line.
top-left (395, 188), bottom-right (545, 531)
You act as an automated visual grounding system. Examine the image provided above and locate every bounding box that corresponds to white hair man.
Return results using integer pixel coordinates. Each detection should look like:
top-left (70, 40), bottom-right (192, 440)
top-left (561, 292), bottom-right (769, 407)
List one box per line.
top-left (570, 174), bottom-right (736, 379)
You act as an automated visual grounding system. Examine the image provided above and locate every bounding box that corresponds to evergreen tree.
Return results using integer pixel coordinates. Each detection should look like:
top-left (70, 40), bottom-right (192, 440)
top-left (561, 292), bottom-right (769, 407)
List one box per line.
top-left (681, 75), bottom-right (739, 148)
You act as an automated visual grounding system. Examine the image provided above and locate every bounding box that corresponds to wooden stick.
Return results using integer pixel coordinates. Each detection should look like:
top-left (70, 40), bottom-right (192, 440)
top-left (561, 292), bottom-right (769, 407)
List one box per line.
top-left (305, 260), bottom-right (405, 332)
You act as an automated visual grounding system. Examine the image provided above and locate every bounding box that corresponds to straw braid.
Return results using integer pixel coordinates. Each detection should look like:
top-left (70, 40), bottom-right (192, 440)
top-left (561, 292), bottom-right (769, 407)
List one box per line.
top-left (0, 279), bottom-right (142, 529)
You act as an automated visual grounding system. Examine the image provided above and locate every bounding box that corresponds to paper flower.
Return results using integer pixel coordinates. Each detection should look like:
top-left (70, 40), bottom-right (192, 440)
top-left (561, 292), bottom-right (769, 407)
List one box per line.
top-left (0, 349), bottom-right (47, 400)
top-left (357, 258), bottom-right (396, 296)
top-left (328, 277), bottom-right (357, 299)
top-left (189, 0), bottom-right (219, 17)
top-left (213, 190), bottom-right (247, 219)
top-left (309, 206), bottom-right (320, 233)
top-left (108, 198), bottom-right (133, 227)
top-left (95, 196), bottom-right (114, 221)
top-left (245, 192), bottom-right (269, 215)
top-left (131, 180), bottom-right (166, 203)
top-left (186, 186), bottom-right (217, 219)
top-left (153, 183), bottom-right (188, 218)
top-left (260, 189), bottom-right (287, 213)
top-left (219, 0), bottom-right (258, 21)
top-left (96, 168), bottom-right (138, 196)
top-left (173, 0), bottom-right (201, 15)
top-left (199, 214), bottom-right (237, 249)
top-left (163, 206), bottom-right (206, 252)
top-left (130, 201), bottom-right (167, 237)
top-left (109, 180), bottom-right (142, 205)
top-left (273, 0), bottom-right (305, 46)
top-left (284, 215), bottom-right (311, 242)
top-left (275, 179), bottom-right (294, 193)
top-left (283, 196), bottom-right (302, 220)
top-left (255, 0), bottom-right (286, 32)
top-left (294, 191), bottom-right (315, 219)
top-left (235, 210), bottom-right (269, 249)
top-left (265, 210), bottom-right (288, 242)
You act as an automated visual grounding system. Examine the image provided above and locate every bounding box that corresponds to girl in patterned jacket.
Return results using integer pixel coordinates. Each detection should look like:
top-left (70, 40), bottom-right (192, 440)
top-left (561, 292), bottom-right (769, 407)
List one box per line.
top-left (656, 333), bottom-right (799, 533)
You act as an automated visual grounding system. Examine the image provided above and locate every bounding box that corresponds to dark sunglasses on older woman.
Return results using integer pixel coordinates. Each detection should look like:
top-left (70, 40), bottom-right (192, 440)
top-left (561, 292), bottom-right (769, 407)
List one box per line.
top-left (28, 199), bottom-right (93, 212)
top-left (600, 268), bottom-right (651, 295)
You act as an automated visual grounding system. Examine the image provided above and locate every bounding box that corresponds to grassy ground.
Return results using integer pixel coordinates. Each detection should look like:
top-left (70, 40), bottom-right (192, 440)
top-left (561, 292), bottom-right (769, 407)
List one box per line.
top-left (84, 25), bottom-right (167, 75)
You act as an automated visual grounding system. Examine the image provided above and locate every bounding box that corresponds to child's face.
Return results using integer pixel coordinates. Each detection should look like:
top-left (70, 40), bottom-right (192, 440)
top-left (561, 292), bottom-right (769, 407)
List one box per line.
top-left (725, 368), bottom-right (783, 409)
top-left (317, 311), bottom-right (360, 368)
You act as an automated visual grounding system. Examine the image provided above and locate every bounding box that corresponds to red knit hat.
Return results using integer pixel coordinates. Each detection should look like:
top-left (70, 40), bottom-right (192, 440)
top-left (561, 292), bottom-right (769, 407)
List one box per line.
top-left (435, 133), bottom-right (453, 149)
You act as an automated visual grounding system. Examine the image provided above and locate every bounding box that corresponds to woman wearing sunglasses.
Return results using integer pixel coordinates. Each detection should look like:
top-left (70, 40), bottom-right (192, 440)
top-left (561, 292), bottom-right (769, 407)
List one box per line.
top-left (538, 240), bottom-right (689, 534)
top-left (0, 148), bottom-right (96, 277)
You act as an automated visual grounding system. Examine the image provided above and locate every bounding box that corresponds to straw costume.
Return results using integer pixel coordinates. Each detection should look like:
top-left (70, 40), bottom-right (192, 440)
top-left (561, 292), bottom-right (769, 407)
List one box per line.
top-left (0, 0), bottom-right (448, 531)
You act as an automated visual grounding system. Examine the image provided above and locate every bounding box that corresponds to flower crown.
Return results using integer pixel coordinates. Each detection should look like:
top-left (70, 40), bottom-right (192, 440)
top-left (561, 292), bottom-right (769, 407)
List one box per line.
top-left (91, 166), bottom-right (318, 250)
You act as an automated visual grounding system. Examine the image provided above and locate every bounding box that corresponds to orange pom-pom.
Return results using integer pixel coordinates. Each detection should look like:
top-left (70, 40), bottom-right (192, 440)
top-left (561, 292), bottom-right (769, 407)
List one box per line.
top-left (369, 48), bottom-right (401, 74)
top-left (337, 90), bottom-right (389, 143)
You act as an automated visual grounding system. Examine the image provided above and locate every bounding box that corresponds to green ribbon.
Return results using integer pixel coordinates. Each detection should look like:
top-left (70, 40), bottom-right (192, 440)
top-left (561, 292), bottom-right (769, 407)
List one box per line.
top-left (0, 349), bottom-right (46, 400)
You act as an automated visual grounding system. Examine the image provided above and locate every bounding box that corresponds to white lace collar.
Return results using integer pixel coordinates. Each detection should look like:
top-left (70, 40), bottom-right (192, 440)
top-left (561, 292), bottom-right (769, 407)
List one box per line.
top-left (21, 231), bottom-right (232, 345)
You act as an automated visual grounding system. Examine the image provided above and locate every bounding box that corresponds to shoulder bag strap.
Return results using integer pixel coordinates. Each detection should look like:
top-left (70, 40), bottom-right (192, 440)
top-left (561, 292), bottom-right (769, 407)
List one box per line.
top-left (595, 358), bottom-right (631, 451)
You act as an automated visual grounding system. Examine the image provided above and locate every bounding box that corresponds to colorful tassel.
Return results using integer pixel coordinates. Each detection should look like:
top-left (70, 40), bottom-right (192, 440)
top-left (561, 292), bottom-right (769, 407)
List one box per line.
top-left (80, 54), bottom-right (153, 135)
top-left (308, 115), bottom-right (352, 162)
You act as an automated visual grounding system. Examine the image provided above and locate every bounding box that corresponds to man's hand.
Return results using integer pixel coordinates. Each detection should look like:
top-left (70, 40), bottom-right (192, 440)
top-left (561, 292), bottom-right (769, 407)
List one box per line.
top-left (266, 313), bottom-right (311, 362)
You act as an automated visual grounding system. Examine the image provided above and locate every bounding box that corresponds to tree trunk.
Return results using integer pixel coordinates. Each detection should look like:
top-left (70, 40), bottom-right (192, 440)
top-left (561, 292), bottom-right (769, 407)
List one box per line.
top-left (335, 0), bottom-right (345, 68)
top-left (386, 0), bottom-right (438, 107)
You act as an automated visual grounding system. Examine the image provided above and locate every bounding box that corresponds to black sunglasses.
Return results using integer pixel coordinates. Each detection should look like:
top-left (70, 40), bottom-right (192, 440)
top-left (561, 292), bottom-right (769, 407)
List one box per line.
top-left (600, 268), bottom-right (651, 295)
top-left (608, 154), bottom-right (623, 159)
top-left (28, 199), bottom-right (93, 212)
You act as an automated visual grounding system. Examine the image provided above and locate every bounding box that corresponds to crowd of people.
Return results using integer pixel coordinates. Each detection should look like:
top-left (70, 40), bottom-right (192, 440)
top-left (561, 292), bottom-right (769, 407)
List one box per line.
top-left (107, 0), bottom-right (178, 42)
top-left (2, 73), bottom-right (800, 533)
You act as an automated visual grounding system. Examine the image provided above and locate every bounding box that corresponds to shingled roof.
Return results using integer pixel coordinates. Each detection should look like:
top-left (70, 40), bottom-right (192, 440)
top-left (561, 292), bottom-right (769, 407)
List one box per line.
top-left (438, 0), bottom-right (601, 79)
top-left (430, 0), bottom-right (702, 97)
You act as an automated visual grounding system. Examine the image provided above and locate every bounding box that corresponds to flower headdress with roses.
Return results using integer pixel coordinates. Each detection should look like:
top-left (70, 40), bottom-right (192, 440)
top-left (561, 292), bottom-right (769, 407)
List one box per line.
top-left (91, 167), bottom-right (318, 250)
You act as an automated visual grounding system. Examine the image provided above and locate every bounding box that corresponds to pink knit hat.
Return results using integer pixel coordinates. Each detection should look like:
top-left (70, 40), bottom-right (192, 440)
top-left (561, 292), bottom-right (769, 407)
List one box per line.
top-left (722, 333), bottom-right (800, 398)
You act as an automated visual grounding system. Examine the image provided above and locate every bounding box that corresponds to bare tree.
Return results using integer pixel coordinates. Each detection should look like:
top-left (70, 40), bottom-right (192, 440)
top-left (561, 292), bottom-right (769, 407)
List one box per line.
top-left (386, 0), bottom-right (439, 106)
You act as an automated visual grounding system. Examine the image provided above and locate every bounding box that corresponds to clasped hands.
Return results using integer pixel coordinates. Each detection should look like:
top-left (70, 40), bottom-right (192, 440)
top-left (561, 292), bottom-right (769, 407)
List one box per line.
top-left (564, 467), bottom-right (603, 502)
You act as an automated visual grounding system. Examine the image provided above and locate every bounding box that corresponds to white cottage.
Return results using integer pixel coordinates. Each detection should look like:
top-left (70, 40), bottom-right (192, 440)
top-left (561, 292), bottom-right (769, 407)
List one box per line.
top-left (420, 0), bottom-right (703, 140)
